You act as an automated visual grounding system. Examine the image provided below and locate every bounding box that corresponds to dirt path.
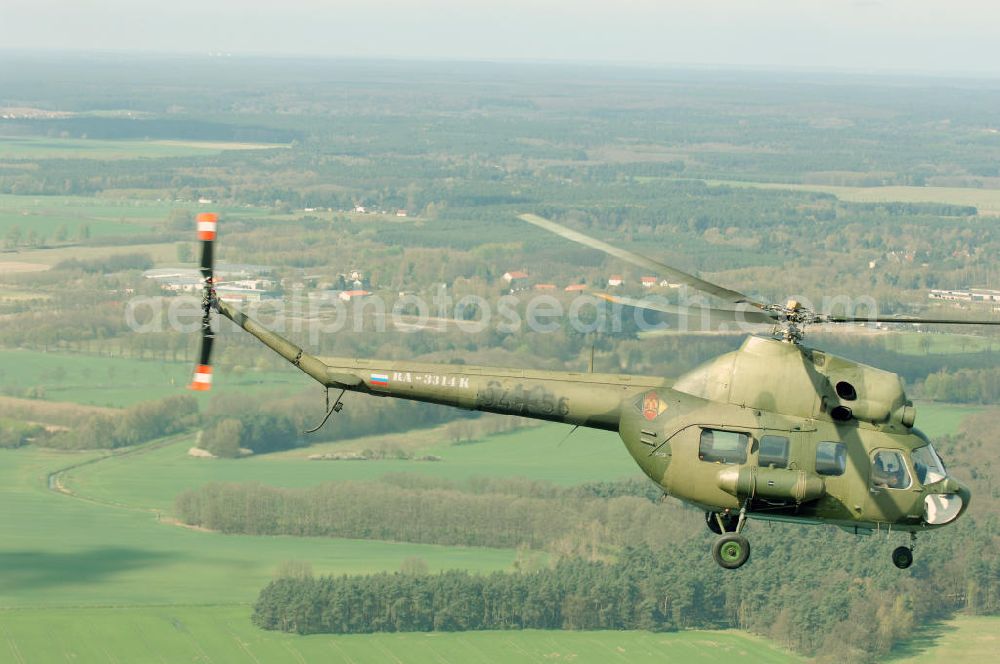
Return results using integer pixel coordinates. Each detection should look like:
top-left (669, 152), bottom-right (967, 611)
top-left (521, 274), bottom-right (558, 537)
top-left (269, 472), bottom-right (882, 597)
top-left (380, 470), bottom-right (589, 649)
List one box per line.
top-left (44, 434), bottom-right (189, 522)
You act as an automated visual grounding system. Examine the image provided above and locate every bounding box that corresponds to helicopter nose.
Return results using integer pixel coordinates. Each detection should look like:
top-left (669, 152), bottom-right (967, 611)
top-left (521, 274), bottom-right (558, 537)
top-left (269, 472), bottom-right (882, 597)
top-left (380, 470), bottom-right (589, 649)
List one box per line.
top-left (923, 479), bottom-right (970, 525)
top-left (924, 494), bottom-right (962, 525)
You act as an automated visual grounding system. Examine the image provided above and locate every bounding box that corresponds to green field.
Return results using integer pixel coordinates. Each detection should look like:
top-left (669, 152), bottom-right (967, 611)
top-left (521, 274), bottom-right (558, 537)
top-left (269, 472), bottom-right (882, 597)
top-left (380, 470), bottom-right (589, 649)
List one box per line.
top-left (0, 135), bottom-right (286, 160)
top-left (3, 241), bottom-right (178, 269)
top-left (0, 193), bottom-right (272, 240)
top-left (891, 331), bottom-right (996, 355)
top-left (703, 179), bottom-right (1000, 215)
top-left (0, 193), bottom-right (171, 238)
top-left (60, 424), bottom-right (638, 513)
top-left (889, 616), bottom-right (1000, 663)
top-left (912, 401), bottom-right (983, 439)
top-left (0, 349), bottom-right (304, 407)
top-left (0, 434), bottom-right (802, 664)
top-left (0, 446), bottom-right (518, 610)
top-left (0, 606), bottom-right (802, 663)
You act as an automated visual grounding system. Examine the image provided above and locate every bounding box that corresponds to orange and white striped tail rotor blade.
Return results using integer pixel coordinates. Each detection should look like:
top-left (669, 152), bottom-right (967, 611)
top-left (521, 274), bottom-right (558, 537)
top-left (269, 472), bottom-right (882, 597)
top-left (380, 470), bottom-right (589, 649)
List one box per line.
top-left (196, 212), bottom-right (218, 241)
top-left (189, 364), bottom-right (213, 391)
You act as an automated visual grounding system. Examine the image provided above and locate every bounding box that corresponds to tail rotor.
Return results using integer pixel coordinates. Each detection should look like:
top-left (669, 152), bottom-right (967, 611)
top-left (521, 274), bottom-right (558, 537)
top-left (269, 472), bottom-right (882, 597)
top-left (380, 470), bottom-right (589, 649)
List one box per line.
top-left (189, 212), bottom-right (218, 391)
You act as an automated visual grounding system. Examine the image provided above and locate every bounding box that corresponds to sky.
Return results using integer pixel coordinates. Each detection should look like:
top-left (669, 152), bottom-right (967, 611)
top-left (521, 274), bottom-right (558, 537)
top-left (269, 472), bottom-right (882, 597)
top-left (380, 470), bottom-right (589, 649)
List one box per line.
top-left (2, 0), bottom-right (1000, 75)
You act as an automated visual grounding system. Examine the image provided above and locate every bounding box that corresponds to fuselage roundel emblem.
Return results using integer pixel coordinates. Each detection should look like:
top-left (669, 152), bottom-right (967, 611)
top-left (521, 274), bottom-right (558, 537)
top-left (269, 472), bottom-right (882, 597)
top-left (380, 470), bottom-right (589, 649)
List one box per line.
top-left (641, 391), bottom-right (667, 421)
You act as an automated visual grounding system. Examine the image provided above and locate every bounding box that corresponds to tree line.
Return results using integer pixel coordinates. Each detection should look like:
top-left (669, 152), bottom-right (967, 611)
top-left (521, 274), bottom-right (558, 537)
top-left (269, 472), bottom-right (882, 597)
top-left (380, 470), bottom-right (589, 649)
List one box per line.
top-left (44, 394), bottom-right (198, 449)
top-left (23, 381), bottom-right (495, 454)
top-left (252, 530), bottom-right (989, 663)
top-left (174, 476), bottom-right (680, 553)
top-left (921, 367), bottom-right (1000, 403)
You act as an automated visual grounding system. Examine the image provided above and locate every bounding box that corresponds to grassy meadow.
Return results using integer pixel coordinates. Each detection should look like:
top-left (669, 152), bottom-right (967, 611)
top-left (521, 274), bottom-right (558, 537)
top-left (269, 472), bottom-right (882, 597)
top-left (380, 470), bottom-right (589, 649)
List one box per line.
top-left (0, 349), bottom-right (303, 407)
top-left (58, 423), bottom-right (637, 513)
top-left (0, 192), bottom-right (273, 240)
top-left (0, 193), bottom-right (175, 239)
top-left (913, 402), bottom-right (984, 439)
top-left (0, 445), bottom-right (518, 610)
top-left (888, 616), bottom-right (1000, 663)
top-left (703, 179), bottom-right (1000, 215)
top-left (0, 135), bottom-right (286, 160)
top-left (0, 606), bottom-right (803, 663)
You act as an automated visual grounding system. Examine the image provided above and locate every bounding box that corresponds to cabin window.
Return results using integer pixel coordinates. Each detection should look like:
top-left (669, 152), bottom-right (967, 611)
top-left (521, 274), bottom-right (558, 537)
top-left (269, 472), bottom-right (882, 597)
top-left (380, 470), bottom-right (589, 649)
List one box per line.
top-left (699, 429), bottom-right (749, 465)
top-left (758, 435), bottom-right (790, 468)
top-left (815, 441), bottom-right (847, 476)
top-left (911, 445), bottom-right (946, 485)
top-left (871, 450), bottom-right (912, 490)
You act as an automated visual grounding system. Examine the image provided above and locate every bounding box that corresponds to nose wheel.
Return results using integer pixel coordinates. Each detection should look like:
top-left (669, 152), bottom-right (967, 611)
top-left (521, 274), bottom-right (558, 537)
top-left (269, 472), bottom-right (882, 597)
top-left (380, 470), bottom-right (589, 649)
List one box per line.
top-left (892, 532), bottom-right (916, 570)
top-left (707, 505), bottom-right (750, 569)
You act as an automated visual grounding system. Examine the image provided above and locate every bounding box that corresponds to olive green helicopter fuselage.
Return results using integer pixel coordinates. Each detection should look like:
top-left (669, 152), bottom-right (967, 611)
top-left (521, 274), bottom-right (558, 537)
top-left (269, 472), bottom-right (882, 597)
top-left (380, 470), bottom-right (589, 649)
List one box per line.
top-left (217, 301), bottom-right (971, 569)
top-left (194, 211), bottom-right (988, 569)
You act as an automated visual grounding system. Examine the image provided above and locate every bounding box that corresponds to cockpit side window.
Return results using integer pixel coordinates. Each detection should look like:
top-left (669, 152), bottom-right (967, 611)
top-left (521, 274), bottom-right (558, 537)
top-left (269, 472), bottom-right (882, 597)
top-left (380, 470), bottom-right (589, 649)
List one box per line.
top-left (815, 441), bottom-right (847, 476)
top-left (871, 450), bottom-right (912, 490)
top-left (911, 445), bottom-right (946, 485)
top-left (699, 429), bottom-right (749, 465)
top-left (759, 435), bottom-right (789, 468)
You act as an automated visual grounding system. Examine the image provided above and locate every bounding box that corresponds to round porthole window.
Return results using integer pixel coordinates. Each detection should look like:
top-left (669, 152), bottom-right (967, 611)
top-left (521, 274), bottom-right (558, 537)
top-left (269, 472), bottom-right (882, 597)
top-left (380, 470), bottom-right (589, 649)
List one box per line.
top-left (835, 381), bottom-right (857, 401)
top-left (831, 405), bottom-right (853, 421)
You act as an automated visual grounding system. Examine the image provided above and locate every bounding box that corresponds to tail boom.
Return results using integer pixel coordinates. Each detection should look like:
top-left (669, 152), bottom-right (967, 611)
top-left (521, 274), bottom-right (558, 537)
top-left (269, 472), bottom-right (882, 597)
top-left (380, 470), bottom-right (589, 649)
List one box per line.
top-left (216, 300), bottom-right (665, 431)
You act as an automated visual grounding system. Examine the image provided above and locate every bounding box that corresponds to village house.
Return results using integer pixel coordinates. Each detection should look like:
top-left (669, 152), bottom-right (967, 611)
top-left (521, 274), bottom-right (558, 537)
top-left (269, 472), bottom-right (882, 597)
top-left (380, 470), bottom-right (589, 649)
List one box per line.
top-left (339, 289), bottom-right (371, 302)
top-left (929, 288), bottom-right (1000, 303)
top-left (502, 270), bottom-right (530, 292)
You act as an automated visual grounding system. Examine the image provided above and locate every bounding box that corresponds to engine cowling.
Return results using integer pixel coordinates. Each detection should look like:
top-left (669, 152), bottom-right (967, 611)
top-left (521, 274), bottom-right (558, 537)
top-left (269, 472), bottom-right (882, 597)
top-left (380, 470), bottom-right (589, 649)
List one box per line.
top-left (717, 466), bottom-right (825, 504)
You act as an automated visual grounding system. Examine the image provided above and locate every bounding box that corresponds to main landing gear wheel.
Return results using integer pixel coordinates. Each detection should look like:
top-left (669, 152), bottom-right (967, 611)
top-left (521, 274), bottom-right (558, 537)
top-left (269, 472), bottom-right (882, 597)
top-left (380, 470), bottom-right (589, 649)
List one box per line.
top-left (710, 504), bottom-right (750, 569)
top-left (713, 534), bottom-right (751, 569)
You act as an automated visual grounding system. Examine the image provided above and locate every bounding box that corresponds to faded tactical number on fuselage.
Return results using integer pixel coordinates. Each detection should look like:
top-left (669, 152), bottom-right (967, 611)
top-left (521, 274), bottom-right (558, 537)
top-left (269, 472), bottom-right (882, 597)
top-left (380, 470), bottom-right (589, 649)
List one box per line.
top-left (475, 380), bottom-right (570, 417)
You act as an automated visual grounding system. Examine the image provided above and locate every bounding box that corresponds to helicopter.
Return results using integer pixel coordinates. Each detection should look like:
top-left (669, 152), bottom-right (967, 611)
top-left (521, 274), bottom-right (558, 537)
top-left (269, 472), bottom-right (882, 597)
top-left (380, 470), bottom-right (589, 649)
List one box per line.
top-left (188, 212), bottom-right (996, 570)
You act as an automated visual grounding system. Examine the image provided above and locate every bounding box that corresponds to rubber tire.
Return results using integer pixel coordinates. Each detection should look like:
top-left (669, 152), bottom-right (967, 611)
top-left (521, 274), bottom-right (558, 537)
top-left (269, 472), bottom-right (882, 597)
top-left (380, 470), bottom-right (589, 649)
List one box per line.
top-left (892, 546), bottom-right (913, 569)
top-left (712, 534), bottom-right (751, 570)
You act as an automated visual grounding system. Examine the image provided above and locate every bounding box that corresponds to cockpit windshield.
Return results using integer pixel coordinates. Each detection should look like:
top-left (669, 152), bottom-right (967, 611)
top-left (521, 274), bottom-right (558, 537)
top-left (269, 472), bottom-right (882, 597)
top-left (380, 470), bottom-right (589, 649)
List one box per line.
top-left (912, 445), bottom-right (947, 485)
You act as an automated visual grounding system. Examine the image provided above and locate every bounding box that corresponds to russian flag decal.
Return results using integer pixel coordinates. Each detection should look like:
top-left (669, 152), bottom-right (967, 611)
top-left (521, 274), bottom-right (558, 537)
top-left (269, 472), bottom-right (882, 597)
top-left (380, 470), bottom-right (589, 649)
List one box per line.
top-left (370, 373), bottom-right (389, 388)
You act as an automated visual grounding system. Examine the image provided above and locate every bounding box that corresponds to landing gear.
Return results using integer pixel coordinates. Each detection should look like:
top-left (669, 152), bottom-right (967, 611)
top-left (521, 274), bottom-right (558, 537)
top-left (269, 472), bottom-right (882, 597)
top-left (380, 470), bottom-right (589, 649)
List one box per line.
top-left (891, 546), bottom-right (913, 569)
top-left (713, 533), bottom-right (751, 569)
top-left (892, 532), bottom-right (916, 570)
top-left (705, 510), bottom-right (737, 535)
top-left (708, 505), bottom-right (750, 569)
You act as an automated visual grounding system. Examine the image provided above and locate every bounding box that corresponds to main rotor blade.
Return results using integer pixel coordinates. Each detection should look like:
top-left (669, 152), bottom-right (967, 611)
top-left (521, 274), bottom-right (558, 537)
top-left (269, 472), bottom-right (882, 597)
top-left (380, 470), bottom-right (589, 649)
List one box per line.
top-left (821, 314), bottom-right (1000, 326)
top-left (518, 213), bottom-right (767, 309)
top-left (595, 292), bottom-right (780, 325)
